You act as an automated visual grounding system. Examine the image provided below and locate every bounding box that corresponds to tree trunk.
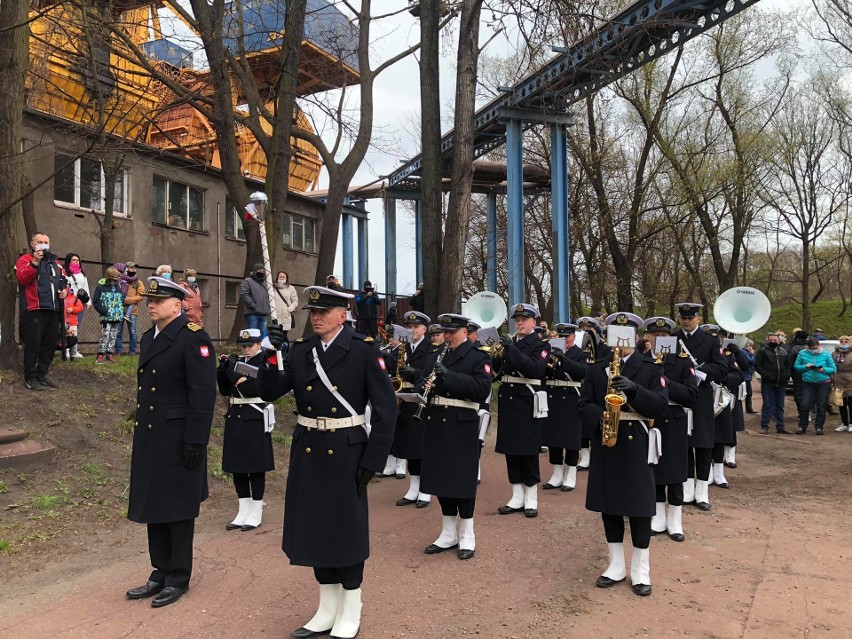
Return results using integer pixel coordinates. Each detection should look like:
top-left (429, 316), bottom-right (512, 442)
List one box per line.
top-left (801, 240), bottom-right (811, 331)
top-left (0, 0), bottom-right (28, 368)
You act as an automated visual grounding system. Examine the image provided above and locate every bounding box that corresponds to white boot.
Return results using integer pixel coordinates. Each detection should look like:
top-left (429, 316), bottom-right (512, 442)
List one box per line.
top-left (578, 447), bottom-right (591, 469)
top-left (381, 455), bottom-right (396, 476)
top-left (598, 542), bottom-right (626, 584)
top-left (651, 502), bottom-right (667, 533)
top-left (477, 460), bottom-right (482, 483)
top-left (724, 446), bottom-right (737, 467)
top-left (427, 515), bottom-right (458, 551)
top-left (416, 491), bottom-right (432, 505)
top-left (300, 583), bottom-right (343, 634)
top-left (329, 587), bottom-right (362, 639)
top-left (394, 458), bottom-right (407, 478)
top-left (401, 475), bottom-right (420, 501)
top-left (682, 478), bottom-right (695, 504)
top-left (695, 479), bottom-right (711, 510)
top-left (561, 465), bottom-right (577, 492)
top-left (713, 463), bottom-right (729, 488)
top-left (666, 505), bottom-right (684, 541)
top-left (523, 484), bottom-right (538, 515)
top-left (241, 499), bottom-right (264, 530)
top-left (630, 547), bottom-right (652, 596)
top-left (458, 517), bottom-right (475, 557)
top-left (226, 497), bottom-right (251, 530)
top-left (543, 464), bottom-right (564, 489)
top-left (502, 483), bottom-right (524, 510)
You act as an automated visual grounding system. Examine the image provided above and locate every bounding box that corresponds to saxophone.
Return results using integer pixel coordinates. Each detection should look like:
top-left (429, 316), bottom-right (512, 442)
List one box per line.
top-left (391, 341), bottom-right (407, 392)
top-left (602, 347), bottom-right (625, 448)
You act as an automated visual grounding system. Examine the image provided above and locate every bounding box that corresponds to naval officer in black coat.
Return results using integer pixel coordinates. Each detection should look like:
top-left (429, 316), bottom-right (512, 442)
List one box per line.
top-left (578, 312), bottom-right (668, 597)
top-left (126, 276), bottom-right (217, 608)
top-left (258, 286), bottom-right (396, 639)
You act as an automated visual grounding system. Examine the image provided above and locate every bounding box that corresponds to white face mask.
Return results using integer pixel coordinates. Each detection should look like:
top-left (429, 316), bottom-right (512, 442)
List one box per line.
top-left (35, 242), bottom-right (50, 252)
top-left (187, 277), bottom-right (196, 284)
top-left (278, 278), bottom-right (287, 285)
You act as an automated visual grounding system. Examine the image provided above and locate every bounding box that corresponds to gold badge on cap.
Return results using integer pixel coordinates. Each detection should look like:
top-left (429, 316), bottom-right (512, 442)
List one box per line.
top-left (655, 318), bottom-right (666, 327)
top-left (407, 312), bottom-right (416, 321)
top-left (616, 313), bottom-right (628, 325)
top-left (149, 280), bottom-right (158, 292)
top-left (438, 314), bottom-right (450, 323)
top-left (309, 288), bottom-right (320, 301)
top-left (679, 304), bottom-right (691, 313)
top-left (240, 330), bottom-right (250, 340)
top-left (514, 304), bottom-right (525, 313)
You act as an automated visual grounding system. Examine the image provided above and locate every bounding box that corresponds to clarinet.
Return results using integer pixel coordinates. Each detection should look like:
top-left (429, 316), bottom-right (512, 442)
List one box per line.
top-left (413, 343), bottom-right (448, 422)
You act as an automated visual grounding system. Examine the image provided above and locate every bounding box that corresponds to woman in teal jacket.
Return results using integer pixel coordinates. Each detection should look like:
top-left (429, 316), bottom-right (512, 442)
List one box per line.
top-left (794, 338), bottom-right (837, 435)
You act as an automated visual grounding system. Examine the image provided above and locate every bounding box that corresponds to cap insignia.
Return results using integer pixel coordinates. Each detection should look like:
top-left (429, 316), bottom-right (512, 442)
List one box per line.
top-left (149, 280), bottom-right (158, 292)
top-left (309, 289), bottom-right (320, 301)
top-left (616, 313), bottom-right (628, 325)
top-left (240, 330), bottom-right (250, 340)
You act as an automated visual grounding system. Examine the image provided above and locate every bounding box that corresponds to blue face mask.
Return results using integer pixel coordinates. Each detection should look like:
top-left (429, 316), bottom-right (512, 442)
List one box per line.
top-left (840, 344), bottom-right (850, 351)
top-left (161, 272), bottom-right (172, 280)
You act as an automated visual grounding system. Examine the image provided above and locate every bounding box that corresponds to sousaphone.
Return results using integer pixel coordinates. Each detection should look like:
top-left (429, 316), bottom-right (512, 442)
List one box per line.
top-left (713, 287), bottom-right (771, 345)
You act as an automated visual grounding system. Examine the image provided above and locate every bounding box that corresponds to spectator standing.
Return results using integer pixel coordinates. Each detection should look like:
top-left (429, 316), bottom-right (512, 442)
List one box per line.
top-left (833, 336), bottom-right (852, 432)
top-left (179, 269), bottom-right (204, 327)
top-left (63, 289), bottom-right (84, 361)
top-left (16, 233), bottom-right (68, 390)
top-left (409, 283), bottom-right (425, 313)
top-left (787, 330), bottom-right (809, 414)
top-left (155, 264), bottom-right (173, 280)
top-left (813, 328), bottom-right (827, 341)
top-left (240, 263), bottom-right (271, 338)
top-left (117, 261), bottom-right (144, 355)
top-left (354, 280), bottom-right (382, 339)
top-left (93, 267), bottom-right (125, 364)
top-left (326, 274), bottom-right (342, 290)
top-left (742, 340), bottom-right (757, 413)
top-left (794, 338), bottom-right (837, 435)
top-left (753, 332), bottom-right (792, 435)
top-left (272, 271), bottom-right (298, 343)
top-left (63, 253), bottom-right (91, 353)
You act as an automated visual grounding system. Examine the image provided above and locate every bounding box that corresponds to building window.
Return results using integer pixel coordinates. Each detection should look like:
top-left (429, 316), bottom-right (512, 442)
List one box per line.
top-left (225, 198), bottom-right (246, 240)
top-left (53, 153), bottom-right (127, 215)
top-left (225, 281), bottom-right (241, 306)
top-left (152, 177), bottom-right (206, 231)
top-left (283, 213), bottom-right (316, 253)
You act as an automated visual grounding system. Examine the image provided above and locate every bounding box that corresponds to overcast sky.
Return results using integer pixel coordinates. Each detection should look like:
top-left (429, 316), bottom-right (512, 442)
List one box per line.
top-left (323, 0), bottom-right (806, 295)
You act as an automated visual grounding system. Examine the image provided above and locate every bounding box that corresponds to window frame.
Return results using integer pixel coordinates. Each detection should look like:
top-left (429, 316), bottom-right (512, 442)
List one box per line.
top-left (282, 212), bottom-right (317, 253)
top-left (225, 197), bottom-right (246, 241)
top-left (53, 153), bottom-right (129, 216)
top-left (151, 176), bottom-right (207, 231)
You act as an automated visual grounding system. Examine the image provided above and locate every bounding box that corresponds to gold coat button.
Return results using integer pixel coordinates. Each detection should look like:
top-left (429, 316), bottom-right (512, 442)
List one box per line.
top-left (443, 418), bottom-right (447, 422)
top-left (628, 435), bottom-right (634, 441)
top-left (134, 421), bottom-right (138, 426)
top-left (330, 428), bottom-right (336, 433)
top-left (333, 386), bottom-right (338, 391)
top-left (306, 447), bottom-right (312, 454)
top-left (444, 406), bottom-right (448, 410)
top-left (427, 416), bottom-right (431, 421)
top-left (151, 387), bottom-right (156, 392)
top-left (307, 406), bottom-right (312, 412)
top-left (137, 403), bottom-right (140, 408)
top-left (138, 368), bottom-right (143, 374)
top-left (138, 386), bottom-right (142, 391)
top-left (331, 407), bottom-right (337, 414)
top-left (307, 385), bottom-right (313, 391)
top-left (327, 449), bottom-right (334, 455)
top-left (148, 424), bottom-right (152, 430)
top-left (152, 370), bottom-right (157, 375)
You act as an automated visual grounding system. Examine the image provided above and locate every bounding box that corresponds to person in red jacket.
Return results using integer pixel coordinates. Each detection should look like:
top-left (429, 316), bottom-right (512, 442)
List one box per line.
top-left (16, 232), bottom-right (68, 390)
top-left (63, 290), bottom-right (84, 361)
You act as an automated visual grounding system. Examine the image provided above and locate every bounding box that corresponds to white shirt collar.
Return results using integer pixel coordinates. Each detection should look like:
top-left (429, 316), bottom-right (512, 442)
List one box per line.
top-left (321, 326), bottom-right (345, 351)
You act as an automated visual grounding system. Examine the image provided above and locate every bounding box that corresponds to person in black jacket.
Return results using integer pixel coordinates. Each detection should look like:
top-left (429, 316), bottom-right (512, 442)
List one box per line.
top-left (126, 277), bottom-right (217, 609)
top-left (409, 283), bottom-right (425, 312)
top-left (787, 330), bottom-right (809, 415)
top-left (354, 280), bottom-right (382, 339)
top-left (258, 286), bottom-right (396, 639)
top-left (578, 312), bottom-right (668, 596)
top-left (754, 332), bottom-right (792, 434)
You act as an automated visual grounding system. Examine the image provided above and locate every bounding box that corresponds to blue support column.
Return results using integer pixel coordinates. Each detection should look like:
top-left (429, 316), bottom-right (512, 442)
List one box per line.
top-left (486, 191), bottom-right (498, 293)
top-left (384, 197), bottom-right (397, 296)
top-left (357, 216), bottom-right (368, 288)
top-left (342, 214), bottom-right (354, 290)
top-left (506, 119), bottom-right (525, 306)
top-left (550, 123), bottom-right (570, 323)
top-left (414, 199), bottom-right (423, 286)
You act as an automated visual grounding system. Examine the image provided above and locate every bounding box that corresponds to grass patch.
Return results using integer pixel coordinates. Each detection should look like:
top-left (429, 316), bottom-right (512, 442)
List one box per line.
top-left (755, 299), bottom-right (849, 340)
top-left (81, 461), bottom-right (111, 486)
top-left (0, 480), bottom-right (6, 494)
top-left (29, 494), bottom-right (64, 511)
top-left (271, 431), bottom-right (292, 446)
top-left (206, 446), bottom-right (230, 482)
top-left (0, 539), bottom-right (10, 554)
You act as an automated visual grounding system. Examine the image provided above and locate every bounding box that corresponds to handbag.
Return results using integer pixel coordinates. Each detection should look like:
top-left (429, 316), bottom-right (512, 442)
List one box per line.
top-left (830, 384), bottom-right (844, 407)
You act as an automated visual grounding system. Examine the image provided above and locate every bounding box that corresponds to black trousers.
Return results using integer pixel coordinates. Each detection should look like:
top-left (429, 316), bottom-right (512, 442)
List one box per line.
top-left (712, 442), bottom-right (725, 464)
top-left (548, 448), bottom-right (579, 466)
top-left (408, 458), bottom-right (422, 475)
top-left (356, 318), bottom-right (378, 339)
top-left (505, 454), bottom-right (540, 486)
top-left (745, 380), bottom-right (754, 411)
top-left (233, 472), bottom-right (265, 499)
top-left (602, 513), bottom-right (651, 549)
top-left (147, 519), bottom-right (195, 589)
top-left (438, 496), bottom-right (476, 518)
top-left (314, 562), bottom-right (364, 590)
top-left (23, 310), bottom-right (61, 381)
top-left (655, 483), bottom-right (684, 506)
top-left (841, 396), bottom-right (852, 425)
top-left (687, 447), bottom-right (712, 480)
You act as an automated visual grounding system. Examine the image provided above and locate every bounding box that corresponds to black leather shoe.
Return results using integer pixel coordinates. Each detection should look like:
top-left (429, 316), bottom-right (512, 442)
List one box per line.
top-left (669, 531), bottom-right (685, 542)
top-left (759, 427), bottom-right (769, 435)
top-left (24, 379), bottom-right (44, 391)
top-left (395, 473), bottom-right (406, 479)
top-left (290, 626), bottom-right (332, 638)
top-left (542, 482), bottom-right (559, 490)
top-left (816, 428), bottom-right (824, 435)
top-left (38, 377), bottom-right (59, 389)
top-left (795, 428), bottom-right (807, 435)
top-left (595, 575), bottom-right (624, 588)
top-left (632, 583), bottom-right (652, 597)
top-left (151, 586), bottom-right (186, 608)
top-left (458, 548), bottom-right (475, 560)
top-left (497, 505), bottom-right (523, 515)
top-left (395, 497), bottom-right (416, 506)
top-left (225, 522), bottom-right (242, 530)
top-left (777, 428), bottom-right (794, 435)
top-left (126, 580), bottom-right (164, 599)
top-left (716, 482), bottom-right (729, 489)
top-left (560, 485), bottom-right (574, 492)
top-left (415, 499), bottom-right (430, 508)
top-left (746, 410), bottom-right (758, 414)
top-left (651, 528), bottom-right (665, 536)
top-left (524, 508), bottom-right (538, 518)
top-left (424, 543), bottom-right (458, 554)
top-left (724, 461), bottom-right (737, 469)
top-left (696, 501), bottom-right (711, 511)
top-left (577, 465), bottom-right (589, 471)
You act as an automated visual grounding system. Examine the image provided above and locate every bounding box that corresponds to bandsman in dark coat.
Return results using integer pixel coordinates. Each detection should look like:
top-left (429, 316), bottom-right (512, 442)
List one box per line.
top-left (126, 276), bottom-right (217, 608)
top-left (705, 326), bottom-right (745, 490)
top-left (389, 310), bottom-right (433, 508)
top-left (644, 317), bottom-right (698, 542)
top-left (578, 312), bottom-right (668, 597)
top-left (217, 328), bottom-right (274, 531)
top-left (542, 323), bottom-right (586, 492)
top-left (418, 314), bottom-right (493, 559)
top-left (495, 303), bottom-right (551, 518)
top-left (574, 316), bottom-right (610, 470)
top-left (672, 303), bottom-right (728, 511)
top-left (258, 286), bottom-right (396, 639)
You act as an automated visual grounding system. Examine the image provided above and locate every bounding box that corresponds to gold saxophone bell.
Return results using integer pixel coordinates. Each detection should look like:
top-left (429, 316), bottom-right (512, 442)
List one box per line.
top-left (602, 347), bottom-right (624, 448)
top-left (391, 341), bottom-right (407, 392)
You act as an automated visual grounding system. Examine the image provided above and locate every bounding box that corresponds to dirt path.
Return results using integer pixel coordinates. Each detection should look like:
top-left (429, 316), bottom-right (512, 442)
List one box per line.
top-left (3, 407), bottom-right (852, 638)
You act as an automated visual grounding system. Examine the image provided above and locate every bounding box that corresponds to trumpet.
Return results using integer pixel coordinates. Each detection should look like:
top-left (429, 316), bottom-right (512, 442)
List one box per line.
top-left (547, 346), bottom-right (564, 369)
top-left (486, 333), bottom-right (515, 377)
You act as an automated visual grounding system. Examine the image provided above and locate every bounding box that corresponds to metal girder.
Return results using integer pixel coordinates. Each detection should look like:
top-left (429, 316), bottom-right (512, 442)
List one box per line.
top-left (388, 0), bottom-right (763, 187)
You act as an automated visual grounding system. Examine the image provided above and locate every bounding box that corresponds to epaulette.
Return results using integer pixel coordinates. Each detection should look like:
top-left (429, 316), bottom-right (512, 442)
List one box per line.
top-left (479, 345), bottom-right (491, 352)
top-left (351, 333), bottom-right (374, 343)
top-left (678, 351), bottom-right (689, 358)
top-left (294, 337), bottom-right (305, 343)
top-left (187, 322), bottom-right (202, 332)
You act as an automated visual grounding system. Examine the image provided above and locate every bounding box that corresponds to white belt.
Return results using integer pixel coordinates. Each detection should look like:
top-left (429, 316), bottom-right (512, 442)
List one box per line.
top-left (230, 397), bottom-right (265, 405)
top-left (502, 375), bottom-right (541, 385)
top-left (431, 396), bottom-right (480, 411)
top-left (619, 412), bottom-right (647, 422)
top-left (296, 415), bottom-right (366, 431)
top-left (546, 380), bottom-right (581, 388)
top-left (400, 383), bottom-right (415, 390)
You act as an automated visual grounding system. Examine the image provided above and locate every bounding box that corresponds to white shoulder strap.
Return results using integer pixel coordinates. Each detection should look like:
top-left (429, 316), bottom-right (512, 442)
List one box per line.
top-left (311, 347), bottom-right (358, 417)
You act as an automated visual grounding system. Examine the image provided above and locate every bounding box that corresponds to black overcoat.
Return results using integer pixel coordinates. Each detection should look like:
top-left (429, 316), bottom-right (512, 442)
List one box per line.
top-left (417, 340), bottom-right (492, 498)
top-left (673, 328), bottom-right (729, 449)
top-left (128, 315), bottom-right (217, 524)
top-left (389, 338), bottom-right (432, 460)
top-left (218, 351), bottom-right (275, 474)
top-left (257, 327), bottom-right (396, 568)
top-left (579, 352), bottom-right (669, 517)
top-left (495, 333), bottom-right (551, 455)
top-left (714, 350), bottom-right (745, 445)
top-left (542, 344), bottom-right (586, 451)
top-left (654, 353), bottom-right (698, 485)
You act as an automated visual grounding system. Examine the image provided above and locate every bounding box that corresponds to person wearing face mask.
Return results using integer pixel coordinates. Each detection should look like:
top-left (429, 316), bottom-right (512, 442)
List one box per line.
top-left (754, 332), bottom-right (792, 435)
top-left (833, 336), bottom-right (852, 432)
top-left (179, 269), bottom-right (204, 327)
top-left (92, 267), bottom-right (125, 364)
top-left (16, 233), bottom-right (68, 389)
top-left (63, 253), bottom-right (90, 359)
top-left (793, 338), bottom-right (837, 435)
top-left (116, 261), bottom-right (145, 356)
top-left (240, 263), bottom-right (272, 338)
top-left (272, 271), bottom-right (298, 344)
